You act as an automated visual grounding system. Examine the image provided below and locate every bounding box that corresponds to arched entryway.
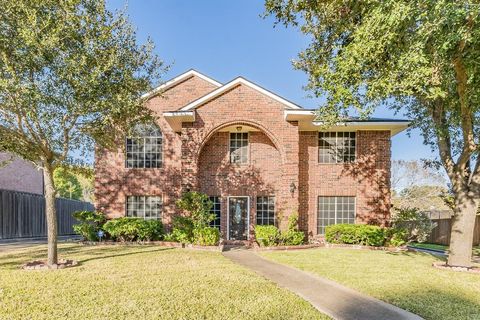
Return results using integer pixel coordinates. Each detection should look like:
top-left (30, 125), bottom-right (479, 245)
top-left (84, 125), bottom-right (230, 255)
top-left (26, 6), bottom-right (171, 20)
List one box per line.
top-left (197, 123), bottom-right (282, 241)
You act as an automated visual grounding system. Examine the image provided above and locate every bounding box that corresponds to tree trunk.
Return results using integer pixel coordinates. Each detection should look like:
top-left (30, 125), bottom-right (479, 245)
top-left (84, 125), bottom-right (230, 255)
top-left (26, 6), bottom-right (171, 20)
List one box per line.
top-left (43, 165), bottom-right (58, 266)
top-left (447, 192), bottom-right (478, 267)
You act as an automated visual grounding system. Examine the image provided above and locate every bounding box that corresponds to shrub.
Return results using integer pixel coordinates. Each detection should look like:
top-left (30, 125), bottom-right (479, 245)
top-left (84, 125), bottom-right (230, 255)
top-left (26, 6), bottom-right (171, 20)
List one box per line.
top-left (255, 225), bottom-right (280, 247)
top-left (103, 218), bottom-right (164, 242)
top-left (280, 230), bottom-right (305, 245)
top-left (386, 228), bottom-right (408, 247)
top-left (165, 216), bottom-right (195, 243)
top-left (325, 224), bottom-right (386, 247)
top-left (391, 207), bottom-right (437, 243)
top-left (193, 227), bottom-right (220, 246)
top-left (72, 211), bottom-right (106, 241)
top-left (176, 191), bottom-right (215, 229)
top-left (279, 213), bottom-right (305, 245)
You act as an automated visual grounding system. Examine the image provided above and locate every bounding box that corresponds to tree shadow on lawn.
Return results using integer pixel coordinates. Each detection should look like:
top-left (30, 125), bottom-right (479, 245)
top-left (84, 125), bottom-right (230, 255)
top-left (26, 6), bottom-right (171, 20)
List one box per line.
top-left (0, 245), bottom-right (173, 270)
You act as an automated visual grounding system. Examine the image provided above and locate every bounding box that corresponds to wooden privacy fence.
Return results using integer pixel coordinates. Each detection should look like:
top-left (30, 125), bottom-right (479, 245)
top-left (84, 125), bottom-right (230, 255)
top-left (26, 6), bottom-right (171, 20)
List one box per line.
top-left (0, 189), bottom-right (94, 239)
top-left (428, 216), bottom-right (480, 246)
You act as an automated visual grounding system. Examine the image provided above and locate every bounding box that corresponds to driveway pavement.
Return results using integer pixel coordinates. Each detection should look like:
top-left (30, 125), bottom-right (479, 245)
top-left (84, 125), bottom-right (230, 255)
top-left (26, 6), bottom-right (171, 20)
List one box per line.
top-left (223, 249), bottom-right (423, 320)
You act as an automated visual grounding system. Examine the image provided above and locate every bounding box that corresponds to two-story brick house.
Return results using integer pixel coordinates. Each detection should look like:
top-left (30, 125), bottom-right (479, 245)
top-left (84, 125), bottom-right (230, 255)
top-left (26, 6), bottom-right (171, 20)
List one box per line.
top-left (94, 70), bottom-right (409, 241)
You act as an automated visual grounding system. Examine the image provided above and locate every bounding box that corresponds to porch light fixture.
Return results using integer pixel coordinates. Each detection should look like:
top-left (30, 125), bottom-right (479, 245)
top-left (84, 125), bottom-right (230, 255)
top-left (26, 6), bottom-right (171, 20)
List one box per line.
top-left (290, 182), bottom-right (296, 194)
top-left (236, 126), bottom-right (242, 131)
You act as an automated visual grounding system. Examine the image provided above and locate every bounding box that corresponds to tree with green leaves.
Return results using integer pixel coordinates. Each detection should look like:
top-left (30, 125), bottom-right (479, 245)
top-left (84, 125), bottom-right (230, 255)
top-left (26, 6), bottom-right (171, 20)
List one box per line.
top-left (0, 0), bottom-right (164, 266)
top-left (265, 0), bottom-right (480, 267)
top-left (53, 167), bottom-right (82, 200)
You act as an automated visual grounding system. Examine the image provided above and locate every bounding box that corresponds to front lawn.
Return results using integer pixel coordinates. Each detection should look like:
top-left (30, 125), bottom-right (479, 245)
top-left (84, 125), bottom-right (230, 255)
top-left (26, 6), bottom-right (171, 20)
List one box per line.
top-left (260, 248), bottom-right (480, 320)
top-left (0, 244), bottom-right (326, 320)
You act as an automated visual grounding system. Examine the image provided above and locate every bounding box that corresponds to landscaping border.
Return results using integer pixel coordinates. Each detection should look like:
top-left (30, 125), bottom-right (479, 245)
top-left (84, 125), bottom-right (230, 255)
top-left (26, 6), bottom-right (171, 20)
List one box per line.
top-left (79, 240), bottom-right (222, 251)
top-left (253, 244), bottom-right (323, 251)
top-left (324, 243), bottom-right (407, 252)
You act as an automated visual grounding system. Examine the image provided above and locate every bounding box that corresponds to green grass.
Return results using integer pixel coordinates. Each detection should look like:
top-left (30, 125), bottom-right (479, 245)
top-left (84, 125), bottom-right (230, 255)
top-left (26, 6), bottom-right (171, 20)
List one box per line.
top-left (409, 242), bottom-right (480, 256)
top-left (0, 244), bottom-right (327, 320)
top-left (260, 248), bottom-right (480, 320)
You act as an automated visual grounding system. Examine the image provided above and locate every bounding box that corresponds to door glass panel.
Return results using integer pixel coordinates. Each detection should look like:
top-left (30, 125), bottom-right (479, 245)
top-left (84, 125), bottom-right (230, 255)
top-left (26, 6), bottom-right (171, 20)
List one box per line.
top-left (229, 197), bottom-right (248, 240)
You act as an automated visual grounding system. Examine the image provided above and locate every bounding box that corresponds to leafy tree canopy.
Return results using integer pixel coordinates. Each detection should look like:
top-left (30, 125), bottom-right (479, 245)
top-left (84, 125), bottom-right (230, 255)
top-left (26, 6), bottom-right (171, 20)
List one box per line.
top-left (53, 167), bottom-right (82, 200)
top-left (265, 0), bottom-right (480, 267)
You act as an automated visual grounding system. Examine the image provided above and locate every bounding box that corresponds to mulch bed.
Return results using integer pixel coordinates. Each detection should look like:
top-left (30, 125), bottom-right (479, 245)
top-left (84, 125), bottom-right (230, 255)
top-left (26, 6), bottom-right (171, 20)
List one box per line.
top-left (79, 240), bottom-right (222, 251)
top-left (432, 261), bottom-right (480, 274)
top-left (22, 259), bottom-right (78, 270)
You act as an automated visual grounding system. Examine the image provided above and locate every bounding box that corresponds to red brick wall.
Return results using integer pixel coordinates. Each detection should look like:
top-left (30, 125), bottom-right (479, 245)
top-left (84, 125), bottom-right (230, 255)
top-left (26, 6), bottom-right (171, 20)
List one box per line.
top-left (298, 130), bottom-right (391, 238)
top-left (198, 131), bottom-right (282, 238)
top-left (95, 75), bottom-right (392, 240)
top-left (94, 75), bottom-right (217, 226)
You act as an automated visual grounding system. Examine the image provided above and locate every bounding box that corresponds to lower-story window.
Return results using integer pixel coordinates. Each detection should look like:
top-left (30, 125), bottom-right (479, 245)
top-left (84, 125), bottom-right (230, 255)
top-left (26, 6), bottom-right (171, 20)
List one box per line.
top-left (209, 196), bottom-right (221, 230)
top-left (317, 196), bottom-right (355, 234)
top-left (126, 196), bottom-right (162, 220)
top-left (256, 196), bottom-right (275, 225)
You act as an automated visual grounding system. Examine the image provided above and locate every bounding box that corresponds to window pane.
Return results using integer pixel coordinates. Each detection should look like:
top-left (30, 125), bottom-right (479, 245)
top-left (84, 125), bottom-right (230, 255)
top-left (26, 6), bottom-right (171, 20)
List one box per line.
top-left (319, 132), bottom-right (356, 164)
top-left (256, 196), bottom-right (275, 225)
top-left (317, 196), bottom-right (355, 234)
top-left (126, 196), bottom-right (162, 220)
top-left (125, 124), bottom-right (163, 168)
top-left (209, 196), bottom-right (221, 230)
top-left (230, 132), bottom-right (249, 164)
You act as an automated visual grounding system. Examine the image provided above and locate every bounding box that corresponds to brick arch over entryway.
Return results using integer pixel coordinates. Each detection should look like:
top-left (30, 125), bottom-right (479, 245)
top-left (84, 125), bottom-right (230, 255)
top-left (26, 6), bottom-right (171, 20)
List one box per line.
top-left (195, 120), bottom-right (287, 166)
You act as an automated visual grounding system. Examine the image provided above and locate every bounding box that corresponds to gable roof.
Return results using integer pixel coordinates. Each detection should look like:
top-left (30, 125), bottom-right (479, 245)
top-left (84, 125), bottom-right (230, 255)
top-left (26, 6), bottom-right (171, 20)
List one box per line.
top-left (141, 69), bottom-right (222, 100)
top-left (179, 77), bottom-right (303, 111)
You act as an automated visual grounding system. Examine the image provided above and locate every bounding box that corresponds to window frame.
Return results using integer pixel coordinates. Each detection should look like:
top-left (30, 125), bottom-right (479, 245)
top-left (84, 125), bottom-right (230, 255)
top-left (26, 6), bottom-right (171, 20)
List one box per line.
top-left (317, 196), bottom-right (356, 235)
top-left (209, 196), bottom-right (221, 230)
top-left (125, 124), bottom-right (163, 169)
top-left (229, 132), bottom-right (249, 164)
top-left (318, 131), bottom-right (356, 164)
top-left (126, 195), bottom-right (163, 220)
top-left (256, 196), bottom-right (276, 226)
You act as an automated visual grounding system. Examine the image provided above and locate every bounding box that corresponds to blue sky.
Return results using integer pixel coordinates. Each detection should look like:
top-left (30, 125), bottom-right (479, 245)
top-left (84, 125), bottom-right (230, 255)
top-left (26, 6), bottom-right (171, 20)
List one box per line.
top-left (107, 0), bottom-right (434, 161)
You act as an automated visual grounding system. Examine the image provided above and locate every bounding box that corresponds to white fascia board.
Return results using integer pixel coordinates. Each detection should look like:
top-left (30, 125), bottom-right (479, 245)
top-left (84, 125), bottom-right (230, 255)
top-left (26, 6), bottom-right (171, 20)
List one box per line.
top-left (284, 109), bottom-right (315, 120)
top-left (180, 77), bottom-right (303, 111)
top-left (141, 70), bottom-right (222, 100)
top-left (163, 111), bottom-right (195, 121)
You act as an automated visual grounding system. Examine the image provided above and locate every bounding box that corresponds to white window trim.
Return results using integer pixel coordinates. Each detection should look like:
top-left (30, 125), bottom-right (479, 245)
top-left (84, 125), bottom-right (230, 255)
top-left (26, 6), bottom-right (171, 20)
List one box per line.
top-left (317, 196), bottom-right (356, 235)
top-left (126, 195), bottom-right (163, 220)
top-left (318, 131), bottom-right (357, 164)
top-left (226, 196), bottom-right (250, 240)
top-left (125, 131), bottom-right (164, 169)
top-left (228, 132), bottom-right (249, 165)
top-left (256, 196), bottom-right (276, 226)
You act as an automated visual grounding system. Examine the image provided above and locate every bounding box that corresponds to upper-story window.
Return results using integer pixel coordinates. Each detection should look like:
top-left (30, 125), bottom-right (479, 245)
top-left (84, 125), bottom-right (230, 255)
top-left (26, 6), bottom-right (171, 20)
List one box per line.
top-left (230, 132), bottom-right (249, 164)
top-left (126, 123), bottom-right (163, 168)
top-left (319, 132), bottom-right (356, 164)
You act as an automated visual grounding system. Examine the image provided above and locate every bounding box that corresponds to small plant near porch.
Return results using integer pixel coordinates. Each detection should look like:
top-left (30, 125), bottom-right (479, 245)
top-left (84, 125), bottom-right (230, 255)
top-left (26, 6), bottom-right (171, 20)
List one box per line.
top-left (255, 213), bottom-right (305, 247)
top-left (164, 191), bottom-right (220, 246)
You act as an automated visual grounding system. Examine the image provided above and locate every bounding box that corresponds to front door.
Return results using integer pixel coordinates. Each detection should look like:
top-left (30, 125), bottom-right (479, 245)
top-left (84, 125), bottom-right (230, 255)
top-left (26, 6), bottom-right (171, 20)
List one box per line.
top-left (228, 197), bottom-right (249, 240)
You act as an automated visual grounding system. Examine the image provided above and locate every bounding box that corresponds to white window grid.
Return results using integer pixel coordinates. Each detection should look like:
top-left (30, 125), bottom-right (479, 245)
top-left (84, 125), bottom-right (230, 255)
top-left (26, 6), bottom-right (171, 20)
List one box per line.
top-left (229, 132), bottom-right (249, 164)
top-left (209, 196), bottom-right (221, 230)
top-left (126, 196), bottom-right (162, 220)
top-left (317, 196), bottom-right (355, 234)
top-left (126, 124), bottom-right (163, 168)
top-left (256, 196), bottom-right (275, 226)
top-left (319, 132), bottom-right (356, 163)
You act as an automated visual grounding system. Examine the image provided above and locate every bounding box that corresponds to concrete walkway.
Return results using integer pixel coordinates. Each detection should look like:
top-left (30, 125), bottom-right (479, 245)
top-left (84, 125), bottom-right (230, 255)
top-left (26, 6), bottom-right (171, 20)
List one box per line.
top-left (223, 249), bottom-right (423, 320)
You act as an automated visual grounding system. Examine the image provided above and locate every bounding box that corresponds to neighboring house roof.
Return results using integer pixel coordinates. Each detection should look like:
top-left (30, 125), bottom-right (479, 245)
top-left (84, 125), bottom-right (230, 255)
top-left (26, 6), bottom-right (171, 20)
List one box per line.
top-left (0, 153), bottom-right (43, 194)
top-left (179, 77), bottom-right (303, 111)
top-left (141, 69), bottom-right (222, 100)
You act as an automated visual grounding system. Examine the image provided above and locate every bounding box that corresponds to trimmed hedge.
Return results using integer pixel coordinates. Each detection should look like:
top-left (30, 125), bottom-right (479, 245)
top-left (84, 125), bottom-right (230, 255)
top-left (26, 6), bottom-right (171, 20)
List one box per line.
top-left (103, 217), bottom-right (164, 242)
top-left (255, 225), bottom-right (280, 247)
top-left (325, 224), bottom-right (386, 247)
top-left (193, 227), bottom-right (220, 246)
top-left (72, 211), bottom-right (106, 241)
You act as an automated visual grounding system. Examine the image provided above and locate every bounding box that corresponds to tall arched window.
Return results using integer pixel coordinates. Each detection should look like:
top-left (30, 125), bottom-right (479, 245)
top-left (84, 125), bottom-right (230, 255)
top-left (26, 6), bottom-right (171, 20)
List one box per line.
top-left (125, 123), bottom-right (163, 168)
